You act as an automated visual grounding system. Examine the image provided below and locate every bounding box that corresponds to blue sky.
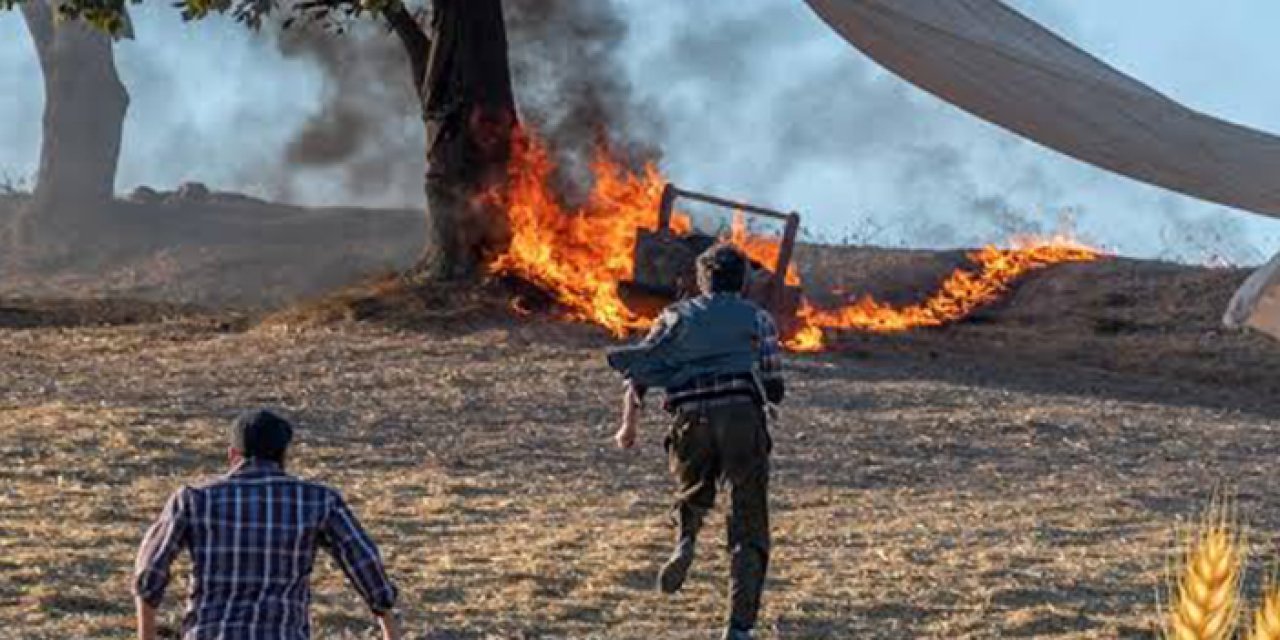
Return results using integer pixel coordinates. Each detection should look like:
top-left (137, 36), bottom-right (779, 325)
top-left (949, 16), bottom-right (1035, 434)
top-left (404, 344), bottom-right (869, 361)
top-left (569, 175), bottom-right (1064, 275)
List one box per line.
top-left (3, 1), bottom-right (1280, 264)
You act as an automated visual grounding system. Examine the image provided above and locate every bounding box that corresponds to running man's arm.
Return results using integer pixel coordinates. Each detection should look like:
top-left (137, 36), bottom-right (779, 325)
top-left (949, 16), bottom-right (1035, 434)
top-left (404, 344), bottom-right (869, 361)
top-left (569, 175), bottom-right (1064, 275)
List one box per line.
top-left (319, 490), bottom-right (399, 634)
top-left (133, 489), bottom-right (191, 640)
top-left (755, 310), bottom-right (785, 404)
top-left (630, 309), bottom-right (678, 401)
top-left (615, 310), bottom-right (676, 449)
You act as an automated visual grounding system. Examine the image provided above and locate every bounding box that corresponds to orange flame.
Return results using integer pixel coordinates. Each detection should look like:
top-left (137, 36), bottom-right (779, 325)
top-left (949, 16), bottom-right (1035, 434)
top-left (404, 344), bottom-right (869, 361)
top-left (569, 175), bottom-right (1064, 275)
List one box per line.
top-left (489, 129), bottom-right (1101, 352)
top-left (487, 131), bottom-right (687, 335)
top-left (784, 238), bottom-right (1100, 351)
top-left (727, 211), bottom-right (802, 287)
top-left (489, 130), bottom-right (784, 336)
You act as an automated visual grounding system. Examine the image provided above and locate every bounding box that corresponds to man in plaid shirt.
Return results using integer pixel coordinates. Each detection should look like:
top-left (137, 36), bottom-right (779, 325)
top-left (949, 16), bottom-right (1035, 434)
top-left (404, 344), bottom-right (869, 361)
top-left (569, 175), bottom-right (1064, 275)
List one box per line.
top-left (133, 409), bottom-right (400, 640)
top-left (612, 244), bottom-right (785, 640)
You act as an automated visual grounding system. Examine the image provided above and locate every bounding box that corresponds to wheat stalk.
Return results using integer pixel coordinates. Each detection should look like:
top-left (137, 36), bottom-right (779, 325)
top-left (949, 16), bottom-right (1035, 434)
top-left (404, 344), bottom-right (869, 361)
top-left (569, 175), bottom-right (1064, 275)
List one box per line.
top-left (1165, 503), bottom-right (1245, 640)
top-left (1247, 582), bottom-right (1280, 640)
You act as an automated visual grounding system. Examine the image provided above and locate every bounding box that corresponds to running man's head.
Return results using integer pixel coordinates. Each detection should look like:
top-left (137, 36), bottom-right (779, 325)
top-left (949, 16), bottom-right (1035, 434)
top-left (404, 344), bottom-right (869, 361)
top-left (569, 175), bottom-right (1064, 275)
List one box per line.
top-left (696, 243), bottom-right (750, 295)
top-left (228, 409), bottom-right (294, 466)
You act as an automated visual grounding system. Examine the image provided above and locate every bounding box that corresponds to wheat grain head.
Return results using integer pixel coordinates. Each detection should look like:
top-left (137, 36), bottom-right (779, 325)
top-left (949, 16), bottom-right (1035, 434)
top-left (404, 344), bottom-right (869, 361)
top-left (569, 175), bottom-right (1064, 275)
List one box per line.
top-left (1165, 500), bottom-right (1245, 640)
top-left (1246, 580), bottom-right (1280, 640)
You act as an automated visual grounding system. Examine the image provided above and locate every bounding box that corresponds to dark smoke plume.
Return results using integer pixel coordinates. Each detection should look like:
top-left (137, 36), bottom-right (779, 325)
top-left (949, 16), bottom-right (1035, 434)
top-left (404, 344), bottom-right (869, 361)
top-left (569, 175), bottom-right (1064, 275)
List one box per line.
top-left (268, 0), bottom-right (660, 208)
top-left (271, 20), bottom-right (423, 207)
top-left (505, 0), bottom-right (664, 201)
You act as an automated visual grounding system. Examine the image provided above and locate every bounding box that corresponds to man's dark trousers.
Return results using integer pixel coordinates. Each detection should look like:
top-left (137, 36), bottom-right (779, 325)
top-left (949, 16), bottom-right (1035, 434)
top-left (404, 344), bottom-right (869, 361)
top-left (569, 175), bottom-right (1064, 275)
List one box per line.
top-left (666, 397), bottom-right (771, 629)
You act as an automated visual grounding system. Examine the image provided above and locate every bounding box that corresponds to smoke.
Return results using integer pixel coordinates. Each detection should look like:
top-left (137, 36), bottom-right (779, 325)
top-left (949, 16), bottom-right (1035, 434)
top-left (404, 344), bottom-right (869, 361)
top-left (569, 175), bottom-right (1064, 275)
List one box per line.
top-left (609, 3), bottom-right (1100, 250)
top-left (259, 0), bottom-right (658, 208)
top-left (241, 0), bottom-right (1277, 261)
top-left (894, 143), bottom-right (1080, 244)
top-left (266, 20), bottom-right (424, 208)
top-left (504, 0), bottom-right (663, 201)
top-left (1151, 195), bottom-right (1267, 266)
top-left (6, 0), bottom-right (1278, 261)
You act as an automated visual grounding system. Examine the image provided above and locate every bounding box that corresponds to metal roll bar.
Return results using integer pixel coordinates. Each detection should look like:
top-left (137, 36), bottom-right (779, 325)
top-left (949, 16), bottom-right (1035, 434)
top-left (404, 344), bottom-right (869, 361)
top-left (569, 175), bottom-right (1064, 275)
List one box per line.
top-left (656, 183), bottom-right (801, 306)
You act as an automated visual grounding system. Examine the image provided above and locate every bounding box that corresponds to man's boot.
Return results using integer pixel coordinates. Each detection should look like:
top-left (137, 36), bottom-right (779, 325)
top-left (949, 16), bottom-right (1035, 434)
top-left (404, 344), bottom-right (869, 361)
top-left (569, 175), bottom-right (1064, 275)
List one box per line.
top-left (658, 535), bottom-right (696, 594)
top-left (720, 624), bottom-right (753, 640)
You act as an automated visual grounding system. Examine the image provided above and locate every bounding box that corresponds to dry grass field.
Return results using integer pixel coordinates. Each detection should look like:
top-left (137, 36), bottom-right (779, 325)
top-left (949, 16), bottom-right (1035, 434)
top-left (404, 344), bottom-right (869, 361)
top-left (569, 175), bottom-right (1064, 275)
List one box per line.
top-left (4, 250), bottom-right (1280, 639)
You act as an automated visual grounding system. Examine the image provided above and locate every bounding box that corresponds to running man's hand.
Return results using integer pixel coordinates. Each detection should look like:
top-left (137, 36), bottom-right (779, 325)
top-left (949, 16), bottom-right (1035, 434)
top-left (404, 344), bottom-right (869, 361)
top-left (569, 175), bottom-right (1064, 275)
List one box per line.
top-left (615, 424), bottom-right (637, 449)
top-left (616, 385), bottom-right (641, 449)
top-left (135, 599), bottom-right (158, 640)
top-left (377, 611), bottom-right (401, 640)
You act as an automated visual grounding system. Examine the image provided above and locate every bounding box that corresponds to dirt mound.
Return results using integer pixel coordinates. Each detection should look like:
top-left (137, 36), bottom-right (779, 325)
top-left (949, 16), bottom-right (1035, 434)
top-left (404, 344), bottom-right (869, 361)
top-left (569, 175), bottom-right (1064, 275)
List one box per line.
top-left (796, 248), bottom-right (1279, 406)
top-left (262, 242), bottom-right (1280, 406)
top-left (5, 195), bottom-right (1277, 400)
top-left (264, 274), bottom-right (524, 332)
top-left (0, 297), bottom-right (215, 329)
top-left (1, 198), bottom-right (422, 308)
top-left (796, 244), bottom-right (972, 306)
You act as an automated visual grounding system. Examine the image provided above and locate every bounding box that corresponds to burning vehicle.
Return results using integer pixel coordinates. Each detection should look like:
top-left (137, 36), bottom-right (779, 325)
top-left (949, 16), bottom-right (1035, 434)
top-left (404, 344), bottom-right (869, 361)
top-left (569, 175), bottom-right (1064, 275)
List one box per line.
top-left (619, 183), bottom-right (803, 336)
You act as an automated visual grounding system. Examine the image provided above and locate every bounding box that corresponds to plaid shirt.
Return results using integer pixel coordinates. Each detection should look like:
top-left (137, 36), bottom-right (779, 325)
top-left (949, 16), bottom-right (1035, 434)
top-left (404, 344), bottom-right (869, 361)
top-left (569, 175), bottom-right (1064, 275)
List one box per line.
top-left (637, 293), bottom-right (785, 409)
top-left (134, 460), bottom-right (397, 640)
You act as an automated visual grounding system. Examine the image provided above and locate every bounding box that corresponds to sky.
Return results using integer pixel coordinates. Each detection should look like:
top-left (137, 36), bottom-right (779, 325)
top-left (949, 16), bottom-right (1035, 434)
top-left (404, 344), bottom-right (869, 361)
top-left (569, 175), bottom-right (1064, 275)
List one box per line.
top-left (3, 1), bottom-right (1280, 264)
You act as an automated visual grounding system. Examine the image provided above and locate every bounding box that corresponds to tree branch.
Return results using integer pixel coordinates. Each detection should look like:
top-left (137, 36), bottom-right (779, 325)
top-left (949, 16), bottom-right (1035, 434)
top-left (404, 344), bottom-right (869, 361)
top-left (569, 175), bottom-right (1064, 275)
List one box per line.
top-left (384, 1), bottom-right (430, 93)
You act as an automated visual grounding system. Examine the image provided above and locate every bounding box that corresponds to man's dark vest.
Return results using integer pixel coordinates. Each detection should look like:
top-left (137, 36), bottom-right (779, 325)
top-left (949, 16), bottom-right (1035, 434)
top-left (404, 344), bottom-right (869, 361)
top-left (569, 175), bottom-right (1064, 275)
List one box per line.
top-left (607, 294), bottom-right (760, 390)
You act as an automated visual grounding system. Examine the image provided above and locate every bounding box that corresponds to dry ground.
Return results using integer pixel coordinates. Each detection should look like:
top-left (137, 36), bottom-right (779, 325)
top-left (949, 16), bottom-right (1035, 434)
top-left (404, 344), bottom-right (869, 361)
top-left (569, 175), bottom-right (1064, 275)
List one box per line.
top-left (4, 204), bottom-right (1280, 638)
top-left (4, 264), bottom-right (1280, 638)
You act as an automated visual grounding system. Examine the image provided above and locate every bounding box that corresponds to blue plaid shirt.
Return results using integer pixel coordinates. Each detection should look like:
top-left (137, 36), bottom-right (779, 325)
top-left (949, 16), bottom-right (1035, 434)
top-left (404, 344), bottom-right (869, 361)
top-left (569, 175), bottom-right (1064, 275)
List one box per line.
top-left (637, 292), bottom-right (786, 409)
top-left (134, 460), bottom-right (397, 640)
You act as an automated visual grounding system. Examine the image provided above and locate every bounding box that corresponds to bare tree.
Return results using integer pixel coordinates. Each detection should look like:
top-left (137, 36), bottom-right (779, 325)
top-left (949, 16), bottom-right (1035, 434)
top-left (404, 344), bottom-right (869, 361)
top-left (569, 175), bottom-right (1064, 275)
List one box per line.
top-left (18, 0), bottom-right (129, 242)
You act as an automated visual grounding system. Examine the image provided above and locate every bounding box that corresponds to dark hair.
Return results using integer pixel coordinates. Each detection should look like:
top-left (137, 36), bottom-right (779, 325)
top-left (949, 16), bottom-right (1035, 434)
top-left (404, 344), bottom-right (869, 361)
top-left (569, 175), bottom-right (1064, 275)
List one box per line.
top-left (229, 409), bottom-right (294, 463)
top-left (696, 243), bottom-right (749, 294)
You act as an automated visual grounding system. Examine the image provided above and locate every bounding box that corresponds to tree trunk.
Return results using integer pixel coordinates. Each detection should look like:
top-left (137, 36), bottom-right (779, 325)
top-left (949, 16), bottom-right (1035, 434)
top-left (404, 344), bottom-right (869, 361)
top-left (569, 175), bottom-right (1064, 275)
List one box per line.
top-left (18, 0), bottom-right (129, 243)
top-left (391, 0), bottom-right (517, 281)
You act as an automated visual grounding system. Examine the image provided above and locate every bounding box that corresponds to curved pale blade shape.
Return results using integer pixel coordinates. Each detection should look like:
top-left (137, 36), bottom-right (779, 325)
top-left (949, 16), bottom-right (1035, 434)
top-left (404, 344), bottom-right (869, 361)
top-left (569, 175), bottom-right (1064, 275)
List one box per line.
top-left (1225, 251), bottom-right (1280, 340)
top-left (806, 0), bottom-right (1280, 218)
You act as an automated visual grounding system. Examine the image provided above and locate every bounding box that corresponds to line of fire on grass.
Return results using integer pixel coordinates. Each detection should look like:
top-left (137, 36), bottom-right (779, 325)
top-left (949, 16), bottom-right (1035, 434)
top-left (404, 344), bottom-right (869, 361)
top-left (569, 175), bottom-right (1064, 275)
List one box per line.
top-left (484, 129), bottom-right (1103, 352)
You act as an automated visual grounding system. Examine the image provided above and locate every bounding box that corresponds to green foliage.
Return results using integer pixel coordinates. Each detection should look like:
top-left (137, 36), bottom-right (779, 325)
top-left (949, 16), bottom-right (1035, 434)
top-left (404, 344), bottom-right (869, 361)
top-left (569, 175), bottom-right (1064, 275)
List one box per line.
top-left (60, 0), bottom-right (134, 34)
top-left (1, 0), bottom-right (383, 35)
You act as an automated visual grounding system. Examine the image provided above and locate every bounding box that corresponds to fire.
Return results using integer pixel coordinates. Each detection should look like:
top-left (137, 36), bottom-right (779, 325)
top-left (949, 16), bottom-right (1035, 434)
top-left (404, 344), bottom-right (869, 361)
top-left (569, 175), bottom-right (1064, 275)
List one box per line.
top-left (729, 212), bottom-right (802, 287)
top-left (488, 130), bottom-right (785, 336)
top-left (487, 131), bottom-right (686, 336)
top-left (489, 129), bottom-right (1101, 352)
top-left (784, 239), bottom-right (1100, 351)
